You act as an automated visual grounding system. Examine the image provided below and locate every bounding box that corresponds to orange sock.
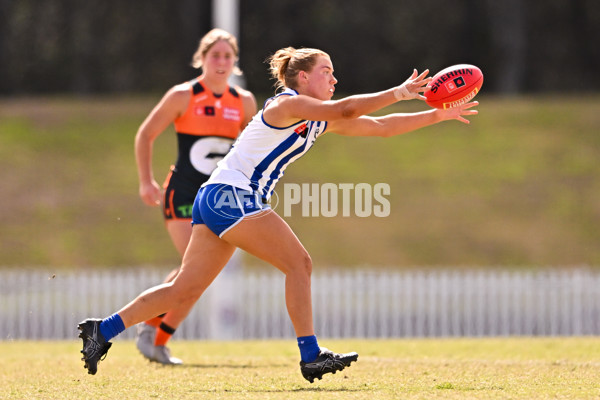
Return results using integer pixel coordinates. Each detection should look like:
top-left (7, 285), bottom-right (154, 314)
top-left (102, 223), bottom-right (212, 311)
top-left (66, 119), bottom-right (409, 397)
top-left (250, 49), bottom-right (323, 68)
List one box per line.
top-left (154, 322), bottom-right (176, 346)
top-left (144, 314), bottom-right (165, 328)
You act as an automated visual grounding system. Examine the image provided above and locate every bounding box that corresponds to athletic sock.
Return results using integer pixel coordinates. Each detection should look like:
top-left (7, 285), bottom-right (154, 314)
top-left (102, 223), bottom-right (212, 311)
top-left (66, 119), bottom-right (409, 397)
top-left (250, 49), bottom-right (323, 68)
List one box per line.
top-left (144, 313), bottom-right (166, 328)
top-left (154, 322), bottom-right (176, 346)
top-left (99, 313), bottom-right (125, 341)
top-left (297, 335), bottom-right (320, 363)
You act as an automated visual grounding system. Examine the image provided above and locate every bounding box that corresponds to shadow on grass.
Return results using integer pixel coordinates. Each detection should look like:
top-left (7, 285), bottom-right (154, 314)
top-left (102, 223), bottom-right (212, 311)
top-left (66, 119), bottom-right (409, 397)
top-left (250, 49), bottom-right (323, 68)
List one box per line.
top-left (290, 387), bottom-right (368, 392)
top-left (177, 363), bottom-right (289, 369)
top-left (187, 387), bottom-right (369, 393)
top-left (165, 365), bottom-right (369, 392)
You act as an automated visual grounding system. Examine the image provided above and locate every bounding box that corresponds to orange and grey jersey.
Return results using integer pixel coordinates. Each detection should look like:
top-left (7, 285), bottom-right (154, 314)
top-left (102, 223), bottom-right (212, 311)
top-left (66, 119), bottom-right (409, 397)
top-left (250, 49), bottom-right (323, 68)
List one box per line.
top-left (172, 78), bottom-right (245, 185)
top-left (162, 78), bottom-right (245, 220)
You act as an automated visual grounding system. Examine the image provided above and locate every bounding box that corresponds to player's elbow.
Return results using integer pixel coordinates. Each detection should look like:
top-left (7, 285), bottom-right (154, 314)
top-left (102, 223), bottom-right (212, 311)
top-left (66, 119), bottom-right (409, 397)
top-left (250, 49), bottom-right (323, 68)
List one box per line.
top-left (339, 103), bottom-right (361, 119)
top-left (135, 128), bottom-right (152, 145)
top-left (369, 119), bottom-right (392, 137)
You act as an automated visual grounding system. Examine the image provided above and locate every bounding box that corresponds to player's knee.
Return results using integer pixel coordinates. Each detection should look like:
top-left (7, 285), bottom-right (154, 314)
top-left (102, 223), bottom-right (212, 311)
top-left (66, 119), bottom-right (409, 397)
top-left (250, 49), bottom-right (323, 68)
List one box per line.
top-left (170, 279), bottom-right (203, 303)
top-left (173, 288), bottom-right (202, 306)
top-left (293, 251), bottom-right (312, 277)
top-left (304, 252), bottom-right (313, 276)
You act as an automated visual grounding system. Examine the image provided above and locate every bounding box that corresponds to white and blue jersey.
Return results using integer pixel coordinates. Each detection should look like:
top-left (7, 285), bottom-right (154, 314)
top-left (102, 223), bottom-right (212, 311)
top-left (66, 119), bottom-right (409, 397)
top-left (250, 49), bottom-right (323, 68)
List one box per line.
top-left (204, 88), bottom-right (327, 201)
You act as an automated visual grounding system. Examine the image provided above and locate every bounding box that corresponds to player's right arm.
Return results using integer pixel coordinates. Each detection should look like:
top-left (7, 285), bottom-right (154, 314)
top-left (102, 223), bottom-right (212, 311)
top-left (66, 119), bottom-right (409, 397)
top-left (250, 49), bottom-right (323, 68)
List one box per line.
top-left (327, 101), bottom-right (479, 137)
top-left (264, 69), bottom-right (430, 127)
top-left (135, 85), bottom-right (190, 206)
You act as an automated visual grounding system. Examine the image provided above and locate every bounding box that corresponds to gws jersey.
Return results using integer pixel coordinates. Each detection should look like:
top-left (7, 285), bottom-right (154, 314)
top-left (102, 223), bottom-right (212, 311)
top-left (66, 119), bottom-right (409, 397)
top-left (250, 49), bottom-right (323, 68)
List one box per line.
top-left (172, 78), bottom-right (245, 183)
top-left (205, 88), bottom-right (327, 201)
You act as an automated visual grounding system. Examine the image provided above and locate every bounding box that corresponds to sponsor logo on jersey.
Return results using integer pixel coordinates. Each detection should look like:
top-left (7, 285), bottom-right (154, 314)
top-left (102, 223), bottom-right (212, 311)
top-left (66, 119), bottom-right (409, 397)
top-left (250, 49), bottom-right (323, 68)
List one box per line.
top-left (223, 107), bottom-right (241, 121)
top-left (193, 105), bottom-right (216, 116)
top-left (295, 123), bottom-right (308, 138)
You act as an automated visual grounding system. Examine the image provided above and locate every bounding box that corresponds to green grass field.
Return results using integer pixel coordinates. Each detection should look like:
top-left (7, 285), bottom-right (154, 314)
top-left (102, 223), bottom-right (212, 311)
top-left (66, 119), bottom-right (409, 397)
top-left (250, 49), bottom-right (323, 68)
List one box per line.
top-left (1, 95), bottom-right (599, 268)
top-left (1, 338), bottom-right (599, 399)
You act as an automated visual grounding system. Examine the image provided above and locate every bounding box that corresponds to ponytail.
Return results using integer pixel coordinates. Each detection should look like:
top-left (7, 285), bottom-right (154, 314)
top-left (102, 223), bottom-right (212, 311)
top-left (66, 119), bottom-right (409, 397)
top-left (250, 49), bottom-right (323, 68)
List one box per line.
top-left (267, 47), bottom-right (329, 91)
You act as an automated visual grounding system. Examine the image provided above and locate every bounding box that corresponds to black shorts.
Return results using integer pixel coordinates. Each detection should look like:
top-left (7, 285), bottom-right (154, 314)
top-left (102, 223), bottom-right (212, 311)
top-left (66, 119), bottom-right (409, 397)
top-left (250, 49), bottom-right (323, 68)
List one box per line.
top-left (162, 166), bottom-right (209, 220)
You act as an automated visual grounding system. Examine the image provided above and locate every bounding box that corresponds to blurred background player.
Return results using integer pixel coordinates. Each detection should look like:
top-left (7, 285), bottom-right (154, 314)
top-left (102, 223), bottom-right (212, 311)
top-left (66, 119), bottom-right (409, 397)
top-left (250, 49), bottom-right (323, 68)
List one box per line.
top-left (133, 28), bottom-right (256, 364)
top-left (79, 46), bottom-right (477, 380)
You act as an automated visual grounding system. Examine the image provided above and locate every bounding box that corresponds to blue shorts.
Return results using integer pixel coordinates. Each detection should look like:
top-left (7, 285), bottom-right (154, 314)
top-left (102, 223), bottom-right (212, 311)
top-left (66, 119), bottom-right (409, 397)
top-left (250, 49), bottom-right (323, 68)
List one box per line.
top-left (192, 184), bottom-right (271, 237)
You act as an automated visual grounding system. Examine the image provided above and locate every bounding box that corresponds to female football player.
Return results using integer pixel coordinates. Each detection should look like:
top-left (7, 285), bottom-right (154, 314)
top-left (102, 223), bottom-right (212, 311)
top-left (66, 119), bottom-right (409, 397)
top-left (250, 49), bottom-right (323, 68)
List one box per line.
top-left (80, 46), bottom-right (477, 381)
top-left (133, 28), bottom-right (256, 365)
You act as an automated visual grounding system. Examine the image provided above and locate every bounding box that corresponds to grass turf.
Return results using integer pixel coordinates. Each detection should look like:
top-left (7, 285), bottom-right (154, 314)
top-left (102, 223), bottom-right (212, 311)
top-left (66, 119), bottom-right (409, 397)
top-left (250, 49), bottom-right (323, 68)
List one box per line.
top-left (1, 338), bottom-right (599, 399)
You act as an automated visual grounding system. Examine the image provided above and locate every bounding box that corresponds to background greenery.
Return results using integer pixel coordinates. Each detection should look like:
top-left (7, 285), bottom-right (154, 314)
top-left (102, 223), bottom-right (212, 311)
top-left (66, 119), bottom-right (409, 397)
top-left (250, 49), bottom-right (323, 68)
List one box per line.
top-left (1, 95), bottom-right (598, 268)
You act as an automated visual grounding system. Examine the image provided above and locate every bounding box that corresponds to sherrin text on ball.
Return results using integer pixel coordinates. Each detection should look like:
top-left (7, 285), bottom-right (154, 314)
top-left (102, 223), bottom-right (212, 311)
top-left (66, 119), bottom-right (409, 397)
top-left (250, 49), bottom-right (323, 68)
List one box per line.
top-left (424, 64), bottom-right (483, 109)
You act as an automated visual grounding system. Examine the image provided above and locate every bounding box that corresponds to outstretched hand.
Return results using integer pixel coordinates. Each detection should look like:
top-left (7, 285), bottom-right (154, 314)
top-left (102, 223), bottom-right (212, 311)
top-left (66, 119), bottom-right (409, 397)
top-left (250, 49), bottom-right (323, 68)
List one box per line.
top-left (393, 69), bottom-right (432, 101)
top-left (436, 101), bottom-right (479, 124)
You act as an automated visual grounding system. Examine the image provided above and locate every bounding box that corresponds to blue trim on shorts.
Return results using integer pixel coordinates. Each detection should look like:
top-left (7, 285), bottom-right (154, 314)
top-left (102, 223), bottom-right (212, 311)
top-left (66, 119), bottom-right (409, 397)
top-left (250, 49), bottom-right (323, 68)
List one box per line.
top-left (192, 184), bottom-right (270, 237)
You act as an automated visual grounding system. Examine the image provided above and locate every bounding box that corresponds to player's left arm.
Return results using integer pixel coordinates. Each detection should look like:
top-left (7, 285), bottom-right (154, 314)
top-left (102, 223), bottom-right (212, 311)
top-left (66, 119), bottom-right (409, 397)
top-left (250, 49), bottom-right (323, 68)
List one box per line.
top-left (327, 101), bottom-right (478, 137)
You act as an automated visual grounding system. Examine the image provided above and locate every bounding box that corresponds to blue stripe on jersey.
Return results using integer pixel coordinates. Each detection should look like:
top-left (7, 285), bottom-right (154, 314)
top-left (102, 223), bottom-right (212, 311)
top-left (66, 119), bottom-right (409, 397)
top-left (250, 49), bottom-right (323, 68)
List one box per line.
top-left (249, 131), bottom-right (300, 193)
top-left (261, 121), bottom-right (316, 198)
top-left (261, 113), bottom-right (306, 130)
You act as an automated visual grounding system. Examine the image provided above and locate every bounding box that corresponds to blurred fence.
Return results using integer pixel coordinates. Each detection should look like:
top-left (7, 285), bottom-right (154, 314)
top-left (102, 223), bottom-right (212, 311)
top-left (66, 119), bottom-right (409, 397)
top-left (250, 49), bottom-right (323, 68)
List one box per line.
top-left (1, 267), bottom-right (599, 341)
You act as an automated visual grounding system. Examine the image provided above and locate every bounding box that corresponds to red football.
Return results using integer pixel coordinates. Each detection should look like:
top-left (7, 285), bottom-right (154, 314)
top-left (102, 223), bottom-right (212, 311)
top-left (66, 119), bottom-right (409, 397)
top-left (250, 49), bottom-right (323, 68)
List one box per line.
top-left (424, 64), bottom-right (483, 109)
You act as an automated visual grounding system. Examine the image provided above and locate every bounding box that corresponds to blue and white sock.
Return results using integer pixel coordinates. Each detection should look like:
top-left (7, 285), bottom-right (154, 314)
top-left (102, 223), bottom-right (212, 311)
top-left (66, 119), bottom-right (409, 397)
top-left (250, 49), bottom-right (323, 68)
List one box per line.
top-left (297, 335), bottom-right (320, 363)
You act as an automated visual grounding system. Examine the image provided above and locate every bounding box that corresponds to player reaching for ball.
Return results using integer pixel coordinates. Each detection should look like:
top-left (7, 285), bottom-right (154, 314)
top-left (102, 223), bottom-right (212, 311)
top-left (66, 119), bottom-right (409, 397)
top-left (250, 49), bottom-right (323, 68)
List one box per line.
top-left (78, 47), bottom-right (478, 382)
top-left (133, 28), bottom-right (256, 365)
